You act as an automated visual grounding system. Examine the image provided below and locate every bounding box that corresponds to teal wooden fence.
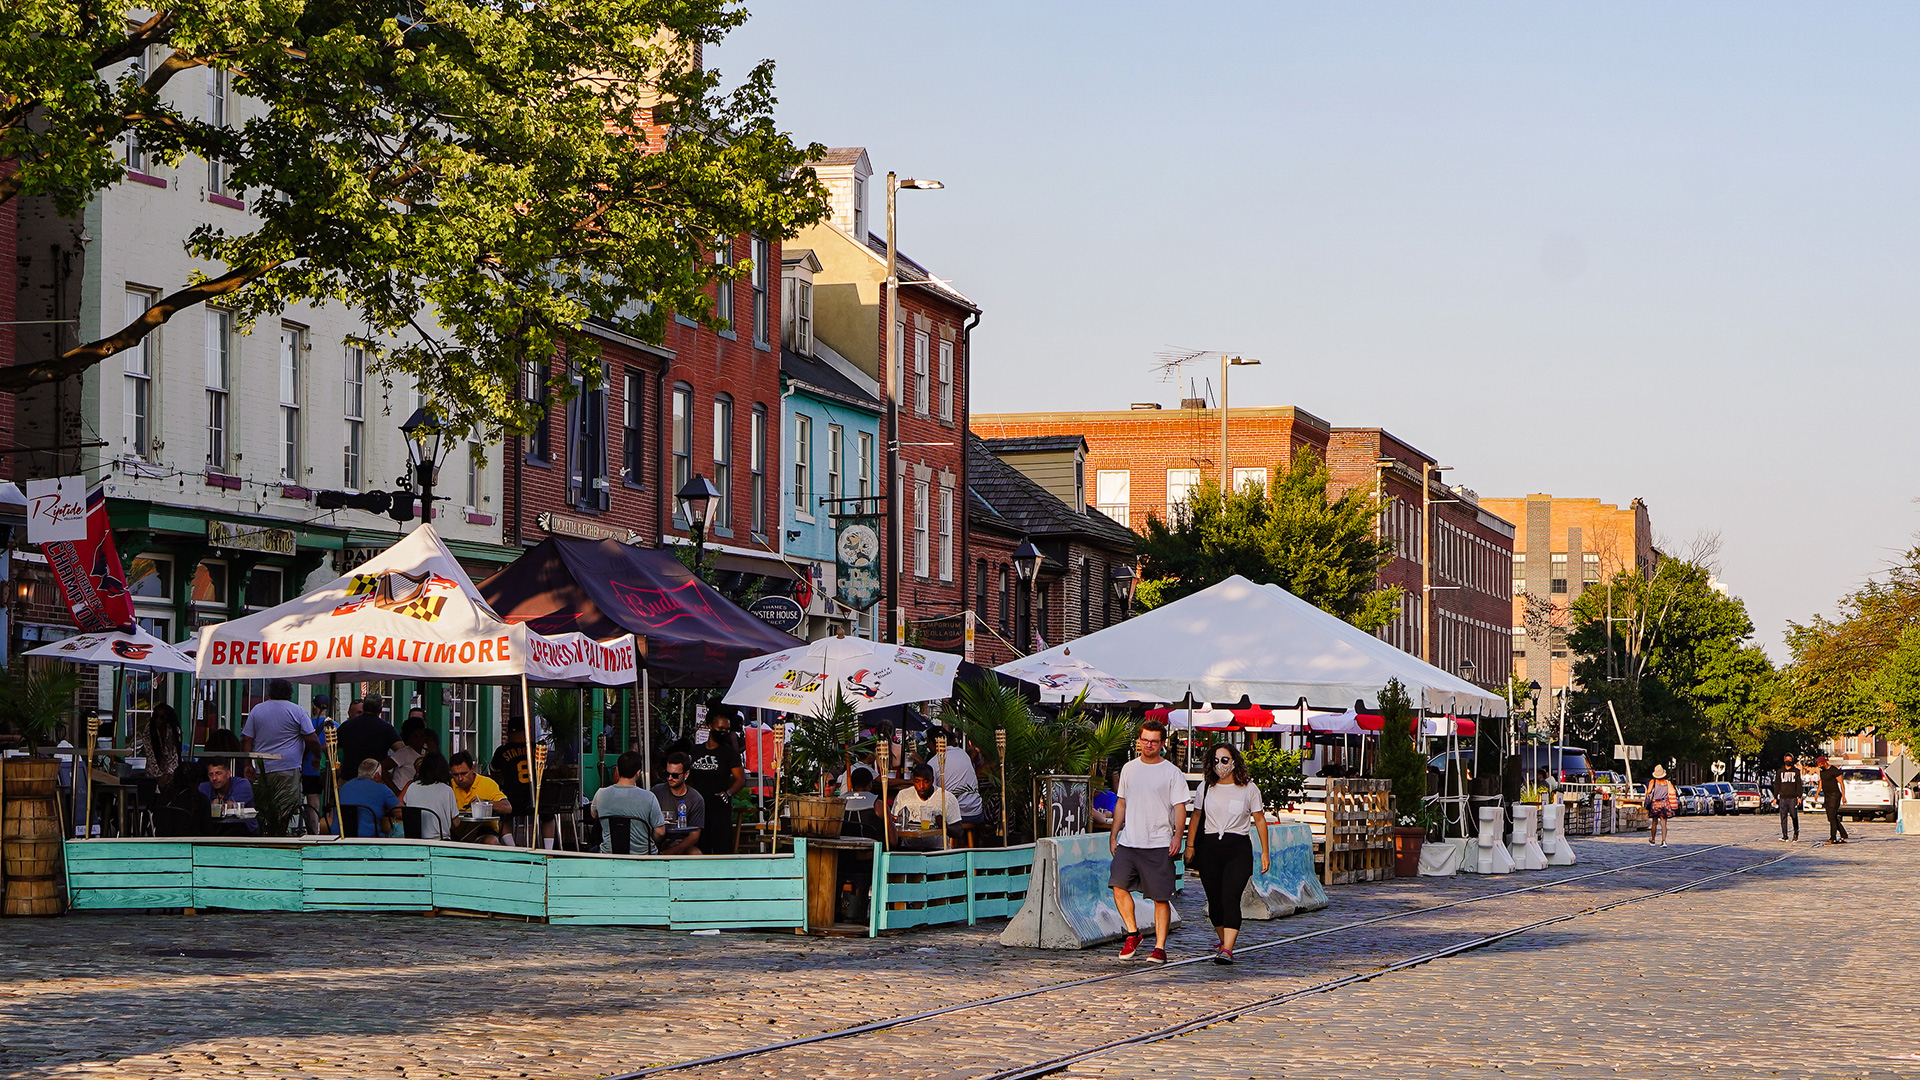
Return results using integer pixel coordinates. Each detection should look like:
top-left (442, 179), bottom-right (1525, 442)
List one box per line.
top-left (873, 844), bottom-right (1034, 933)
top-left (61, 837), bottom-right (810, 931)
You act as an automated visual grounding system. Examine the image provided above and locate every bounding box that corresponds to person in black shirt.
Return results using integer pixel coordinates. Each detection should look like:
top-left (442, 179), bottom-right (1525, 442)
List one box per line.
top-left (1774, 754), bottom-right (1803, 841)
top-left (1817, 753), bottom-right (1848, 844)
top-left (687, 706), bottom-right (745, 854)
top-left (336, 694), bottom-right (402, 783)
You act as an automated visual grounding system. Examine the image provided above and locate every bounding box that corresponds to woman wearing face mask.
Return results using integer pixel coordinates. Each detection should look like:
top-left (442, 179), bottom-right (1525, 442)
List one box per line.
top-left (1184, 741), bottom-right (1269, 964)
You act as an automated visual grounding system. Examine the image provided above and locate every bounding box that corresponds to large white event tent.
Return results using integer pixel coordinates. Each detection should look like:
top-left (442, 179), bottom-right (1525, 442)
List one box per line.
top-left (1005, 575), bottom-right (1506, 717)
top-left (195, 526), bottom-right (635, 689)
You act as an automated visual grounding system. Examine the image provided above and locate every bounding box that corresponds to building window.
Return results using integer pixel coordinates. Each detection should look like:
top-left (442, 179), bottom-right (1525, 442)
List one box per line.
top-left (1166, 468), bottom-right (1200, 510)
top-left (524, 361), bottom-right (551, 462)
top-left (857, 432), bottom-right (875, 515)
top-left (447, 685), bottom-right (481, 757)
top-left (1550, 553), bottom-right (1568, 595)
top-left (1583, 552), bottom-right (1601, 583)
top-left (714, 237), bottom-right (734, 329)
top-left (123, 45), bottom-right (149, 171)
top-left (671, 383), bottom-right (692, 510)
top-left (620, 370), bottom-right (644, 485)
top-left (975, 557), bottom-right (988, 616)
top-left (912, 331), bottom-right (931, 415)
top-left (785, 277), bottom-right (813, 353)
top-left (342, 343), bottom-right (366, 489)
top-left (750, 405), bottom-right (767, 535)
top-left (853, 175), bottom-right (867, 239)
top-left (206, 68), bottom-right (229, 197)
top-left (279, 325), bottom-right (304, 480)
top-left (826, 424), bottom-right (844, 504)
top-left (750, 236), bottom-right (770, 347)
top-left (1080, 558), bottom-right (1092, 634)
top-left (465, 441), bottom-right (483, 510)
top-left (1512, 552), bottom-right (1526, 597)
top-left (998, 566), bottom-right (1010, 635)
top-left (938, 485), bottom-right (954, 582)
top-left (123, 289), bottom-right (155, 460)
top-left (937, 339), bottom-right (954, 422)
top-left (912, 479), bottom-right (930, 577)
top-left (1232, 467), bottom-right (1265, 492)
top-left (1096, 470), bottom-right (1129, 523)
top-left (568, 367), bottom-right (608, 510)
top-left (792, 413), bottom-right (812, 517)
top-left (245, 567), bottom-right (283, 611)
top-left (711, 395), bottom-right (733, 530)
top-left (204, 309), bottom-right (232, 472)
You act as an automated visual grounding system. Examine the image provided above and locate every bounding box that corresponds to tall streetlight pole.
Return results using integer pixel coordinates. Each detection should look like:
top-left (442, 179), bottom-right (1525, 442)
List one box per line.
top-left (883, 171), bottom-right (944, 643)
top-left (1217, 355), bottom-right (1260, 492)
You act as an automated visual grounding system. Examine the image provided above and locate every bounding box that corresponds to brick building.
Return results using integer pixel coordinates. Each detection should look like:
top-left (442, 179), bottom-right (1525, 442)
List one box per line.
top-left (966, 435), bottom-right (1138, 667)
top-left (974, 401), bottom-right (1514, 692)
top-left (793, 149), bottom-right (980, 643)
top-left (1477, 494), bottom-right (1657, 692)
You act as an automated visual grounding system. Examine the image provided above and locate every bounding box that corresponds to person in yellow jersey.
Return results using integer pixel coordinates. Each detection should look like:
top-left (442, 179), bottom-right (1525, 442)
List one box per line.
top-left (449, 751), bottom-right (513, 844)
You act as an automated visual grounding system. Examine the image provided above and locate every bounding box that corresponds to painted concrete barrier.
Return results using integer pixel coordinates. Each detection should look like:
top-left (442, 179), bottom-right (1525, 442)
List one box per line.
top-left (1240, 822), bottom-right (1329, 919)
top-left (1539, 803), bottom-right (1577, 866)
top-left (1508, 805), bottom-right (1547, 871)
top-left (1001, 833), bottom-right (1182, 949)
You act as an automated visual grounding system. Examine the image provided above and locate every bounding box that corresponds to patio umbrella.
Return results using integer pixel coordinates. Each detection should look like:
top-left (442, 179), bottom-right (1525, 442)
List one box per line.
top-left (26, 627), bottom-right (197, 673)
top-left (995, 654), bottom-right (1169, 704)
top-left (722, 635), bottom-right (962, 715)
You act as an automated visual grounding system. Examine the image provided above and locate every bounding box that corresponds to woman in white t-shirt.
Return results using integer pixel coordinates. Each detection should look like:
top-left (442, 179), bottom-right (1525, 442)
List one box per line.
top-left (1184, 741), bottom-right (1270, 964)
top-left (399, 752), bottom-right (458, 841)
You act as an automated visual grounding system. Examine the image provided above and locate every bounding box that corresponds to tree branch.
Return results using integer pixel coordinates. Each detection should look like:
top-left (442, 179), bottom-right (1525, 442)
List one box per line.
top-left (0, 262), bottom-right (276, 392)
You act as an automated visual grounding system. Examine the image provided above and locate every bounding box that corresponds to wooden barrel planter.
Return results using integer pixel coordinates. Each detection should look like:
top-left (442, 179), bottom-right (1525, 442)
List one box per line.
top-left (785, 795), bottom-right (847, 839)
top-left (2, 758), bottom-right (66, 917)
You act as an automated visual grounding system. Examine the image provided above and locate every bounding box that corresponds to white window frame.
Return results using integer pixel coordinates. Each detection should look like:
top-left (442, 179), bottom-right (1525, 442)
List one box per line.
top-left (750, 235), bottom-right (769, 346)
top-left (714, 236), bottom-right (734, 328)
top-left (123, 44), bottom-right (149, 172)
top-left (912, 330), bottom-right (931, 415)
top-left (1232, 467), bottom-right (1265, 493)
top-left (712, 395), bottom-right (733, 530)
top-left (857, 431), bottom-right (874, 515)
top-left (912, 479), bottom-right (930, 578)
top-left (464, 440), bottom-right (483, 511)
top-left (671, 384), bottom-right (693, 505)
top-left (792, 413), bottom-right (813, 522)
top-left (827, 423), bottom-right (843, 503)
top-left (206, 67), bottom-right (229, 196)
top-left (938, 484), bottom-right (954, 582)
top-left (124, 289), bottom-right (155, 460)
top-left (278, 325), bottom-right (304, 480)
top-left (749, 405), bottom-right (767, 535)
top-left (205, 308), bottom-right (232, 472)
top-left (343, 343), bottom-right (366, 490)
top-left (794, 279), bottom-right (813, 353)
top-left (1096, 469), bottom-right (1130, 523)
top-left (1166, 468), bottom-right (1200, 510)
top-left (937, 339), bottom-right (954, 422)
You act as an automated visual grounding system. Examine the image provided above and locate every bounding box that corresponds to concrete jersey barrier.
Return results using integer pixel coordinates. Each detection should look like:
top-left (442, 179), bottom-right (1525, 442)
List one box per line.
top-left (1240, 821), bottom-right (1329, 919)
top-left (1001, 833), bottom-right (1182, 949)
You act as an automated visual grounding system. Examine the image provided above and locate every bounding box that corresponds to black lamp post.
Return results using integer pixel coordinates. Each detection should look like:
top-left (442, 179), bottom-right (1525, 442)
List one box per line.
top-left (1108, 562), bottom-right (1138, 621)
top-left (677, 474), bottom-right (721, 572)
top-left (1012, 540), bottom-right (1042, 655)
top-left (400, 407), bottom-right (449, 526)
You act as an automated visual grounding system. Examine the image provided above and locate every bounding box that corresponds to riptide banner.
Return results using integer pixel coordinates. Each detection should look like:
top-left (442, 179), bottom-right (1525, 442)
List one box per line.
top-left (39, 485), bottom-right (136, 633)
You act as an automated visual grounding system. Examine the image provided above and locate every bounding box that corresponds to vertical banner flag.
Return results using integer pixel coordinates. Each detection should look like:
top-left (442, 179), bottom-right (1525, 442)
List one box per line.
top-left (40, 485), bottom-right (136, 632)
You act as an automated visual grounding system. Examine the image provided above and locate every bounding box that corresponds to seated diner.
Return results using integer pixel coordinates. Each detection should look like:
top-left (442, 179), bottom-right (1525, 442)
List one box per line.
top-left (889, 764), bottom-right (965, 850)
top-left (399, 752), bottom-right (459, 840)
top-left (198, 760), bottom-right (258, 836)
top-left (449, 751), bottom-right (512, 844)
top-left (339, 759), bottom-right (401, 837)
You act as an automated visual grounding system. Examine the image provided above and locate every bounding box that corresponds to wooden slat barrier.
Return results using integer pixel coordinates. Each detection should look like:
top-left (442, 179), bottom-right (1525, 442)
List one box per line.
top-left (1287, 778), bottom-right (1395, 886)
top-left (873, 844), bottom-right (1035, 933)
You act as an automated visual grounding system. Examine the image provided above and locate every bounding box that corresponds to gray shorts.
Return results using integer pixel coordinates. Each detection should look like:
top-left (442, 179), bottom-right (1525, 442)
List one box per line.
top-left (1109, 844), bottom-right (1177, 903)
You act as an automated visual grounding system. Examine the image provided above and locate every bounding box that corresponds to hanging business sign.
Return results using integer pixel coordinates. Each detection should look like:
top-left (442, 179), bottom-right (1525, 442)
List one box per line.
top-left (24, 476), bottom-right (87, 544)
top-left (746, 595), bottom-right (806, 638)
top-left (207, 520), bottom-right (298, 555)
top-left (536, 511), bottom-right (628, 543)
top-left (834, 516), bottom-right (881, 612)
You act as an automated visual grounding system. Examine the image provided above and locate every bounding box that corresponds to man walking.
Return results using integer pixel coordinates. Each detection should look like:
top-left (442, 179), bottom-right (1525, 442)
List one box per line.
top-left (1774, 753), bottom-right (1803, 841)
top-left (1108, 718), bottom-right (1187, 964)
top-left (1817, 753), bottom-right (1848, 844)
top-left (241, 680), bottom-right (320, 836)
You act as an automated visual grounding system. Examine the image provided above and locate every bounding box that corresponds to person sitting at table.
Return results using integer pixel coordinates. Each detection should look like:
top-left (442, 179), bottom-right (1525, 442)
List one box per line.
top-left (843, 766), bottom-right (879, 812)
top-left (890, 765), bottom-right (965, 850)
top-left (841, 767), bottom-right (885, 842)
top-left (339, 759), bottom-right (400, 838)
top-left (154, 761), bottom-right (211, 837)
top-left (400, 753), bottom-right (458, 840)
top-left (388, 719), bottom-right (434, 793)
top-left (590, 751), bottom-right (665, 853)
top-left (448, 751), bottom-right (512, 844)
top-left (198, 760), bottom-right (259, 836)
top-left (336, 693), bottom-right (403, 786)
top-left (650, 752), bottom-right (705, 855)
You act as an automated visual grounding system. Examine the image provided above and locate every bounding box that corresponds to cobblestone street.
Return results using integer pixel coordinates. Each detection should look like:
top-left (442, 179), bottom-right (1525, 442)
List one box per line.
top-left (4, 818), bottom-right (1915, 1080)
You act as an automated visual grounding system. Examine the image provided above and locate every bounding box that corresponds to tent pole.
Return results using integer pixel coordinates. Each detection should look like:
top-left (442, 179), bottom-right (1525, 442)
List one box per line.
top-left (640, 667), bottom-right (651, 786)
top-left (521, 674), bottom-right (537, 831)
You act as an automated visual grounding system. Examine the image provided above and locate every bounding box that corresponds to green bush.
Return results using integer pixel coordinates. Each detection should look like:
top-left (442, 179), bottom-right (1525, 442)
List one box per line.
top-left (1245, 738), bottom-right (1305, 808)
top-left (1374, 677), bottom-right (1427, 826)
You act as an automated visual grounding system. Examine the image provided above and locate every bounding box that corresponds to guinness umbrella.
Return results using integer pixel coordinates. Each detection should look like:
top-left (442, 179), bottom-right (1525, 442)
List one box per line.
top-left (722, 635), bottom-right (962, 716)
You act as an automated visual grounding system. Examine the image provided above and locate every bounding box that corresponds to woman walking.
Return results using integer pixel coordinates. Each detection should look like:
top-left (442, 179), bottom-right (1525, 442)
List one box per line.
top-left (1644, 764), bottom-right (1680, 846)
top-left (1184, 742), bottom-right (1269, 964)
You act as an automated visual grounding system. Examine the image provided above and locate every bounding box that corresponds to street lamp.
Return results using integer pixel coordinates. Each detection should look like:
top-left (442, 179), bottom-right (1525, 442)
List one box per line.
top-left (399, 407), bottom-right (450, 526)
top-left (1108, 563), bottom-right (1138, 620)
top-left (1012, 540), bottom-right (1043, 654)
top-left (883, 171), bottom-right (944, 642)
top-left (1218, 356), bottom-right (1260, 493)
top-left (676, 474), bottom-right (721, 571)
top-left (1419, 461), bottom-right (1453, 664)
top-left (1458, 657), bottom-right (1476, 682)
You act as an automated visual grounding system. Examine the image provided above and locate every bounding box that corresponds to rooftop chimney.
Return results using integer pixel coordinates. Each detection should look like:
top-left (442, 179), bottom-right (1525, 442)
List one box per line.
top-left (1130, 402), bottom-right (1162, 410)
top-left (1180, 397), bottom-right (1208, 410)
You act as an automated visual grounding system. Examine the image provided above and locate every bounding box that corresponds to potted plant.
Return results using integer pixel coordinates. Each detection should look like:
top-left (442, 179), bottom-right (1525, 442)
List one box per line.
top-left (1374, 679), bottom-right (1429, 876)
top-left (780, 691), bottom-right (867, 837)
top-left (940, 680), bottom-right (1131, 843)
top-left (0, 666), bottom-right (80, 917)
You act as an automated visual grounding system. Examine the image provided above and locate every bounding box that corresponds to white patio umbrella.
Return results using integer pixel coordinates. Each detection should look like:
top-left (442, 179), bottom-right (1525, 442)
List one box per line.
top-left (722, 635), bottom-right (962, 715)
top-left (26, 627), bottom-right (197, 673)
top-left (994, 654), bottom-right (1169, 704)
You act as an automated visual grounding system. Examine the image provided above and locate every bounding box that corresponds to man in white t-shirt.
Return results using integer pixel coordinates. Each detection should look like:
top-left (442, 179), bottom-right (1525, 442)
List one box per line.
top-left (1108, 719), bottom-right (1188, 964)
top-left (241, 679), bottom-right (319, 836)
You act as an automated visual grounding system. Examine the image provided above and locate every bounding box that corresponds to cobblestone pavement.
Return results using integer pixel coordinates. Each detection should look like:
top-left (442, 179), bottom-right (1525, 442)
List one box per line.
top-left (3, 818), bottom-right (1913, 1079)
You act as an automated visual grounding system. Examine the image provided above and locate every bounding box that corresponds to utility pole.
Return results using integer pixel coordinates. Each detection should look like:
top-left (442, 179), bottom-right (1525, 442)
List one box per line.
top-left (1420, 462), bottom-right (1453, 665)
top-left (1217, 354), bottom-right (1259, 493)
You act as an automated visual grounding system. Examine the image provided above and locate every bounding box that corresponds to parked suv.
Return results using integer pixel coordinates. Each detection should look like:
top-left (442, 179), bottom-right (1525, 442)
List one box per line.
top-left (1836, 765), bottom-right (1900, 821)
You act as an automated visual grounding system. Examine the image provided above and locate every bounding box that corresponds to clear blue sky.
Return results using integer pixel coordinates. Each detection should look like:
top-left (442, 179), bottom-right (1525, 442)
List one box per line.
top-left (714, 2), bottom-right (1920, 658)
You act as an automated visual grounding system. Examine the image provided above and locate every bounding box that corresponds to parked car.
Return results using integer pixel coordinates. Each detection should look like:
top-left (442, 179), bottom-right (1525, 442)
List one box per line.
top-left (1731, 782), bottom-right (1763, 814)
top-left (1757, 783), bottom-right (1778, 814)
top-left (1701, 781), bottom-right (1739, 814)
top-left (1837, 765), bottom-right (1901, 821)
top-left (1678, 786), bottom-right (1709, 815)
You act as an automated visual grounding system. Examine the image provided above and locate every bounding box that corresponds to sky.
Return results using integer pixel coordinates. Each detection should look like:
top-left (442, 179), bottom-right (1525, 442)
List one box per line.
top-left (713, 2), bottom-right (1920, 659)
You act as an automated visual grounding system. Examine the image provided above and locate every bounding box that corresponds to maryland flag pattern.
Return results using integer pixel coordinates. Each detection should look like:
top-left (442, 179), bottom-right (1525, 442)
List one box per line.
top-left (332, 570), bottom-right (458, 622)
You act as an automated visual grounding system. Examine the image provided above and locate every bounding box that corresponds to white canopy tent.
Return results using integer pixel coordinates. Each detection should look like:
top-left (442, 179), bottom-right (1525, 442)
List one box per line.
top-left (1009, 575), bottom-right (1507, 717)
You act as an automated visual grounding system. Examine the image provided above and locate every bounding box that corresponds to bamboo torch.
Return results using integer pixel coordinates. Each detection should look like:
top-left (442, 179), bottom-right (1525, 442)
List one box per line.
top-left (770, 723), bottom-right (785, 852)
top-left (934, 731), bottom-right (948, 851)
top-left (324, 721), bottom-right (344, 836)
top-left (996, 728), bottom-right (1008, 847)
top-left (532, 742), bottom-right (549, 848)
top-left (81, 713), bottom-right (99, 839)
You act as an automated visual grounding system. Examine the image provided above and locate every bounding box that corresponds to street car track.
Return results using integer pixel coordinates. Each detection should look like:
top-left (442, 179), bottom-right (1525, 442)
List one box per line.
top-left (610, 835), bottom-right (1775, 1079)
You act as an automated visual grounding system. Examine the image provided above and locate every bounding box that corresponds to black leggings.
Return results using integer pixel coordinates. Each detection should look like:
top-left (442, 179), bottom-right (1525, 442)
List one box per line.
top-left (1196, 833), bottom-right (1253, 931)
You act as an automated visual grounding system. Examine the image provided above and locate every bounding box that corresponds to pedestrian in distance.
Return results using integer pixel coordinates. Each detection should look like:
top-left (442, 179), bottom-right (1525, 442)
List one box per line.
top-left (1774, 753), bottom-right (1803, 841)
top-left (1108, 718), bottom-right (1188, 964)
top-left (1816, 753), bottom-right (1848, 844)
top-left (1644, 765), bottom-right (1679, 846)
top-left (1184, 742), bottom-right (1269, 964)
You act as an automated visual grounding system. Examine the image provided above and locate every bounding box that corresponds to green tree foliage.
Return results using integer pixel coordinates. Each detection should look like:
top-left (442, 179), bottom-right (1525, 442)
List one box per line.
top-left (940, 679), bottom-right (1133, 841)
top-left (1566, 557), bottom-right (1774, 769)
top-left (1372, 678), bottom-right (1426, 824)
top-left (0, 666), bottom-right (81, 756)
top-left (1136, 449), bottom-right (1401, 631)
top-left (1773, 546), bottom-right (1920, 752)
top-left (1244, 738), bottom-right (1304, 808)
top-left (0, 0), bottom-right (827, 441)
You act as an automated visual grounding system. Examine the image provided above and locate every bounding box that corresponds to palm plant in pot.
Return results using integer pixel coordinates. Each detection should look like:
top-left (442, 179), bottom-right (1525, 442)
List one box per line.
top-left (0, 666), bottom-right (81, 758)
top-left (940, 679), bottom-right (1133, 843)
top-left (780, 690), bottom-right (869, 837)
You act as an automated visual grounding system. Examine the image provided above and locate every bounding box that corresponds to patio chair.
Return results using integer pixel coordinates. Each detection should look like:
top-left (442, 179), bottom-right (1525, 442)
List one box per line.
top-left (400, 805), bottom-right (446, 840)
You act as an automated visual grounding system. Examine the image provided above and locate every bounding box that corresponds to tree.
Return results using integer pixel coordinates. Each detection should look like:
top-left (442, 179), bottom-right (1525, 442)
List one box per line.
top-left (1773, 545), bottom-right (1920, 752)
top-left (1373, 678), bottom-right (1426, 825)
top-left (1135, 449), bottom-right (1400, 631)
top-left (1, 0), bottom-right (827, 441)
top-left (1565, 553), bottom-right (1774, 770)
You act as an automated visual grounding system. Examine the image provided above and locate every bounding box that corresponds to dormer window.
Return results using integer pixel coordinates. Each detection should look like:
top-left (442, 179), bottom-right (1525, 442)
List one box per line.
top-left (782, 249), bottom-right (821, 354)
top-left (853, 175), bottom-right (867, 240)
top-left (1074, 452), bottom-right (1086, 513)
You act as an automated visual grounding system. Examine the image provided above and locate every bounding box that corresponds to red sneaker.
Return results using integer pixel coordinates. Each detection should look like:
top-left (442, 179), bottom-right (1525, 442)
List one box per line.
top-left (1146, 947), bottom-right (1167, 964)
top-left (1118, 933), bottom-right (1142, 960)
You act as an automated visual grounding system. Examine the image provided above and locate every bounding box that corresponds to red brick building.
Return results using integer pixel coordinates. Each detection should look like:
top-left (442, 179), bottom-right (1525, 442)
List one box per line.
top-left (974, 402), bottom-right (1514, 691)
